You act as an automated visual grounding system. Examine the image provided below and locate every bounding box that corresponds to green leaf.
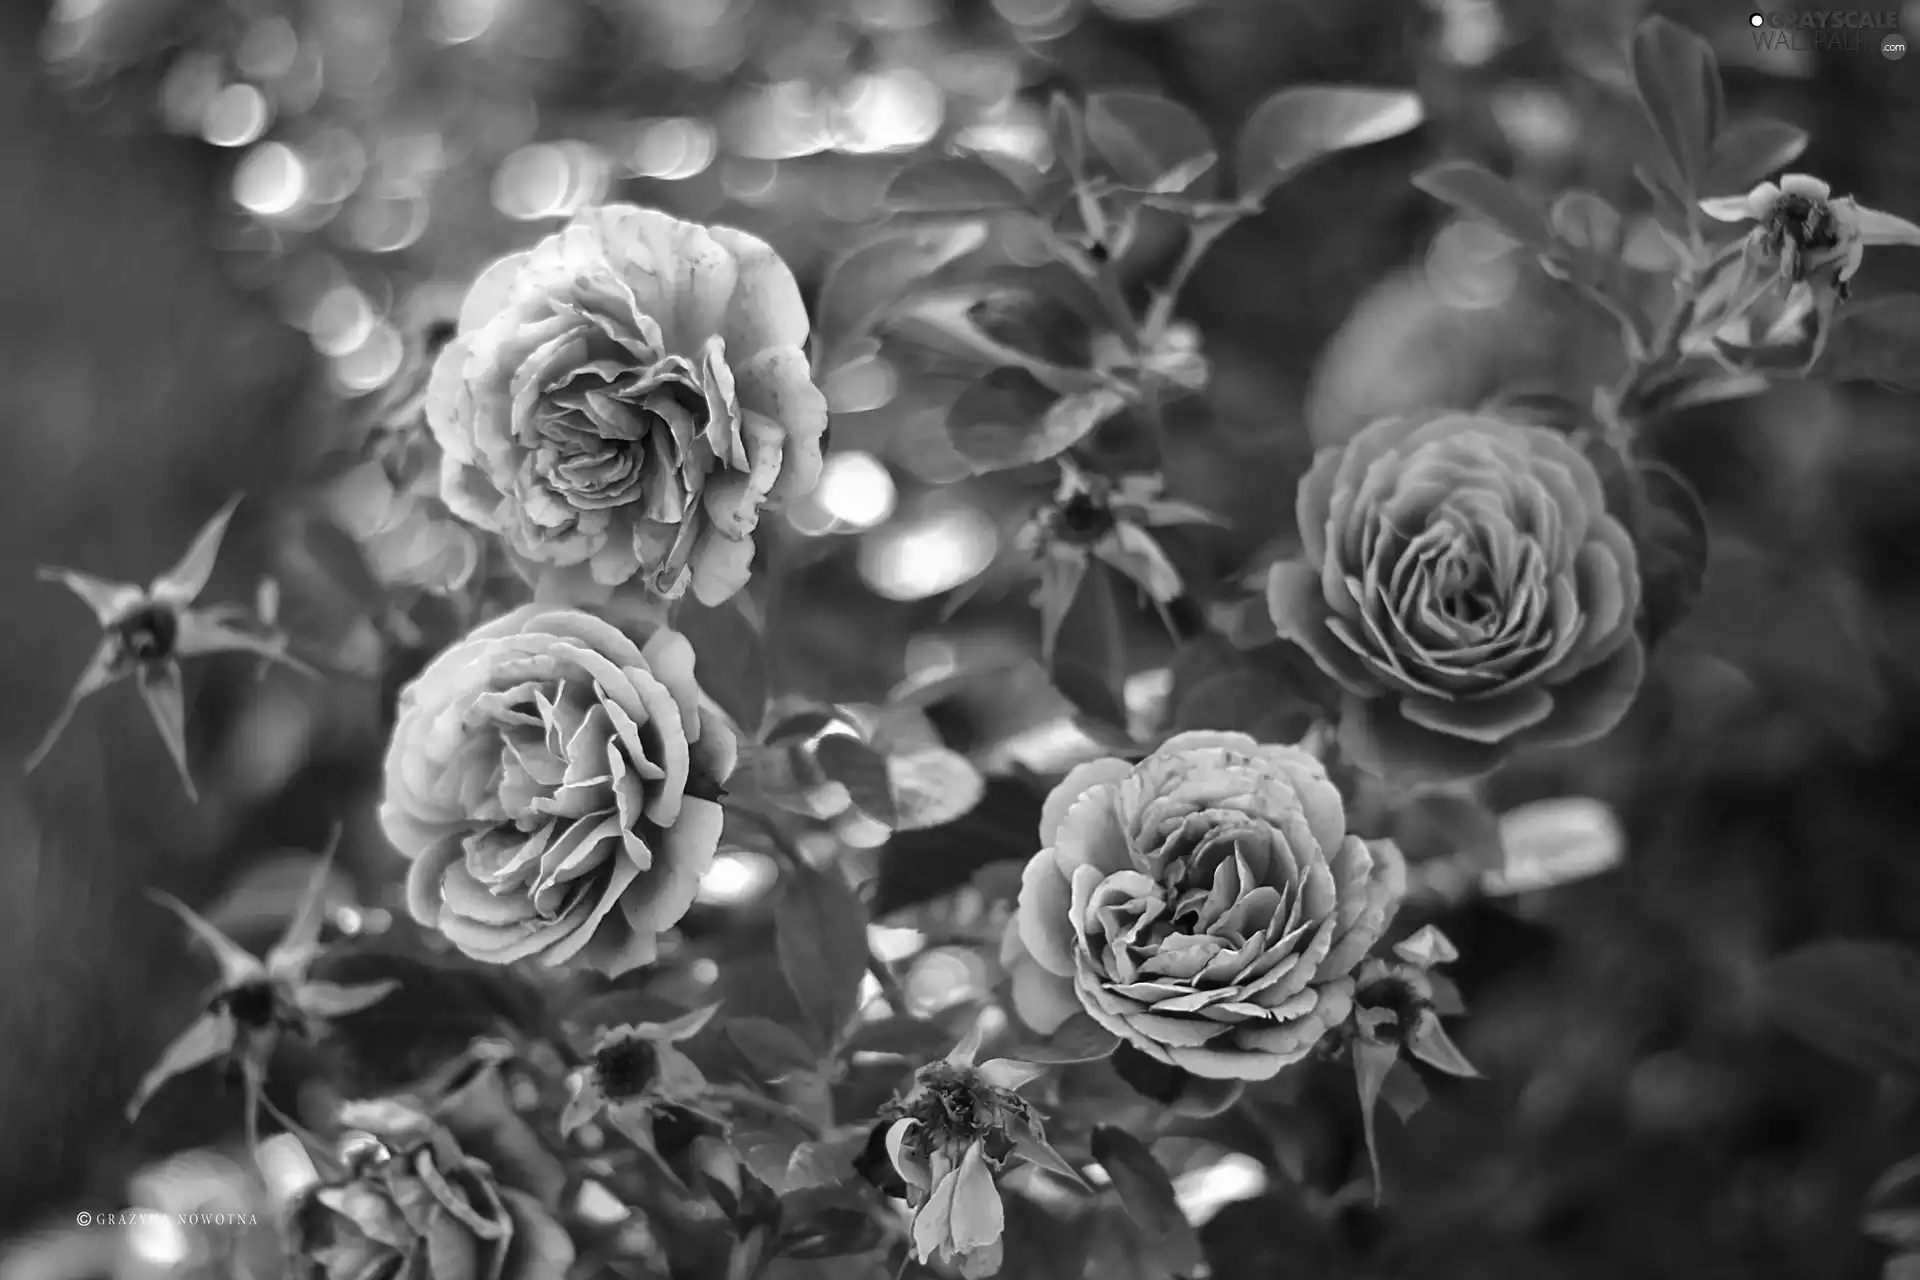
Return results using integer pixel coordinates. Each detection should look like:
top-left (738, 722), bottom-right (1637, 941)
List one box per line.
top-left (1635, 460), bottom-right (1710, 646)
top-left (1009, 1013), bottom-right (1121, 1065)
top-left (1700, 117), bottom-right (1809, 196)
top-left (1109, 1041), bottom-right (1241, 1119)
top-left (812, 223), bottom-right (990, 377)
top-left (774, 862), bottom-right (872, 1053)
top-left (674, 593), bottom-right (769, 740)
top-left (725, 1016), bottom-right (821, 1082)
top-left (777, 1206), bottom-right (887, 1260)
top-left (882, 155), bottom-right (1030, 214)
top-left (871, 776), bottom-right (1047, 918)
top-left (1763, 939), bottom-right (1920, 1078)
top-left (1411, 161), bottom-right (1553, 251)
top-left (1391, 790), bottom-right (1506, 874)
top-left (1630, 16), bottom-right (1723, 199)
top-left (1813, 293), bottom-right (1920, 391)
top-left (1090, 1127), bottom-right (1205, 1276)
top-left (843, 1015), bottom-right (955, 1060)
top-left (1084, 91), bottom-right (1219, 197)
top-left (814, 734), bottom-right (898, 828)
top-left (1047, 557), bottom-right (1130, 734)
top-left (1235, 85), bottom-right (1425, 201)
top-left (946, 368), bottom-right (1130, 474)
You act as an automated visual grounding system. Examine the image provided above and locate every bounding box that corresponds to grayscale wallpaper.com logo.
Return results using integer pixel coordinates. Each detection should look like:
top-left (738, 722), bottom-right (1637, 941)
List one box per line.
top-left (1748, 9), bottom-right (1906, 57)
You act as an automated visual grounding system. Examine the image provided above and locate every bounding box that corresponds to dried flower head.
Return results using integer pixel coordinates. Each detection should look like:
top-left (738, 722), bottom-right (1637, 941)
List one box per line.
top-left (28, 496), bottom-right (311, 800)
top-left (871, 1020), bottom-right (1082, 1279)
top-left (127, 838), bottom-right (396, 1129)
top-left (559, 1005), bottom-right (718, 1142)
top-left (1701, 173), bottom-right (1920, 299)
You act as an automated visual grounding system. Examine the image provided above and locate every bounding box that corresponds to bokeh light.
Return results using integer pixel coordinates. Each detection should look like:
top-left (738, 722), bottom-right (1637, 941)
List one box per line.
top-left (202, 83), bottom-right (272, 147)
top-left (697, 850), bottom-right (779, 906)
top-left (126, 1215), bottom-right (191, 1267)
top-left (815, 451), bottom-right (898, 529)
top-left (858, 501), bottom-right (998, 599)
top-left (629, 117), bottom-right (718, 181)
top-left (334, 320), bottom-right (406, 392)
top-left (494, 142), bottom-right (610, 221)
top-left (833, 67), bottom-right (944, 153)
top-left (823, 354), bottom-right (899, 414)
top-left (307, 285), bottom-right (375, 356)
top-left (233, 142), bottom-right (311, 217)
top-left (1173, 1154), bottom-right (1268, 1225)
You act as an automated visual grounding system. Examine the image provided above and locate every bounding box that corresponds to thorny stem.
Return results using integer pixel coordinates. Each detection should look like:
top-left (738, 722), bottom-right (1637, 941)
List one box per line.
top-left (865, 952), bottom-right (910, 1019)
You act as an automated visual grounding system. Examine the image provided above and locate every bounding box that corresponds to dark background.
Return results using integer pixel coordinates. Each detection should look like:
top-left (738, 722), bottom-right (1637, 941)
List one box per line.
top-left (5, 0), bottom-right (1920, 1275)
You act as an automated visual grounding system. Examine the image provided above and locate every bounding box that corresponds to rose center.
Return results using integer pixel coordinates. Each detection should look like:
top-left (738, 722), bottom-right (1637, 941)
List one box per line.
top-left (595, 1037), bottom-right (660, 1100)
top-left (1771, 194), bottom-right (1840, 251)
top-left (217, 979), bottom-right (282, 1029)
top-left (1049, 493), bottom-right (1116, 545)
top-left (534, 371), bottom-right (709, 510)
top-left (116, 604), bottom-right (178, 662)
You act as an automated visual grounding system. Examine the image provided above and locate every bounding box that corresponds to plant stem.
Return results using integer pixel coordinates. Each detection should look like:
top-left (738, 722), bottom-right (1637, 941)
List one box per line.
top-left (866, 953), bottom-right (910, 1018)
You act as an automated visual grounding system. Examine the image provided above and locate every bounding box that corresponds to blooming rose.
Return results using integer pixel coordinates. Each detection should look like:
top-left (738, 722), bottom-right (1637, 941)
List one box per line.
top-left (1010, 731), bottom-right (1405, 1081)
top-left (380, 604), bottom-right (736, 977)
top-left (427, 204), bottom-right (829, 607)
top-left (1266, 411), bottom-right (1644, 783)
top-left (291, 1092), bottom-right (572, 1280)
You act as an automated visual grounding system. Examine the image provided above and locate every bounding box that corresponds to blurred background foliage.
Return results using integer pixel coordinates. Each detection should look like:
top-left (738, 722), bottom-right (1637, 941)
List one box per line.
top-left (5, 0), bottom-right (1920, 1275)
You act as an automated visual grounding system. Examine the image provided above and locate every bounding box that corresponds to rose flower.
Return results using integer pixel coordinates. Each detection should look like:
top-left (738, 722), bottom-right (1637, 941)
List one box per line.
top-left (427, 204), bottom-right (829, 607)
top-left (380, 605), bottom-right (736, 976)
top-left (1008, 731), bottom-right (1405, 1081)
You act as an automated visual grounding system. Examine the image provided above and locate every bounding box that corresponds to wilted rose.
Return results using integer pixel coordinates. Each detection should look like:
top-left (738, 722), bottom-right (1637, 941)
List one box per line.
top-left (1009, 731), bottom-right (1405, 1081)
top-left (291, 1095), bottom-right (572, 1280)
top-left (380, 605), bottom-right (736, 976)
top-left (428, 204), bottom-right (829, 607)
top-left (1267, 411), bottom-right (1644, 783)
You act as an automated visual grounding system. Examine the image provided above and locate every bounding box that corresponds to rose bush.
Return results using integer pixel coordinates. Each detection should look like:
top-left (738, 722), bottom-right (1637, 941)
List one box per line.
top-left (1008, 731), bottom-right (1405, 1080)
top-left (1266, 410), bottom-right (1644, 783)
top-left (426, 204), bottom-right (829, 607)
top-left (380, 604), bottom-right (737, 976)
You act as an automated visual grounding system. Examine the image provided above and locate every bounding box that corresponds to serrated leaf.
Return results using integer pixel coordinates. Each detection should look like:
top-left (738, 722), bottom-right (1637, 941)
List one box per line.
top-left (1636, 460), bottom-right (1710, 646)
top-left (1090, 1127), bottom-right (1205, 1276)
top-left (675, 593), bottom-right (769, 740)
top-left (1235, 85), bottom-right (1424, 200)
top-left (888, 747), bottom-right (986, 832)
top-left (777, 1206), bottom-right (887, 1259)
top-left (947, 368), bottom-right (1130, 474)
top-left (1630, 16), bottom-right (1723, 198)
top-left (1763, 939), bottom-right (1920, 1078)
top-left (844, 1015), bottom-right (954, 1060)
top-left (1813, 293), bottom-right (1920, 391)
top-left (774, 862), bottom-right (872, 1053)
top-left (1047, 557), bottom-right (1130, 734)
top-left (1084, 91), bottom-right (1218, 197)
top-left (1412, 161), bottom-right (1552, 251)
top-left (725, 1017), bottom-right (821, 1081)
top-left (1011, 1013), bottom-right (1120, 1065)
top-left (871, 776), bottom-right (1047, 918)
top-left (813, 734), bottom-right (898, 828)
top-left (1700, 117), bottom-right (1809, 196)
top-left (883, 155), bottom-right (1030, 214)
top-left (813, 224), bottom-right (990, 377)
